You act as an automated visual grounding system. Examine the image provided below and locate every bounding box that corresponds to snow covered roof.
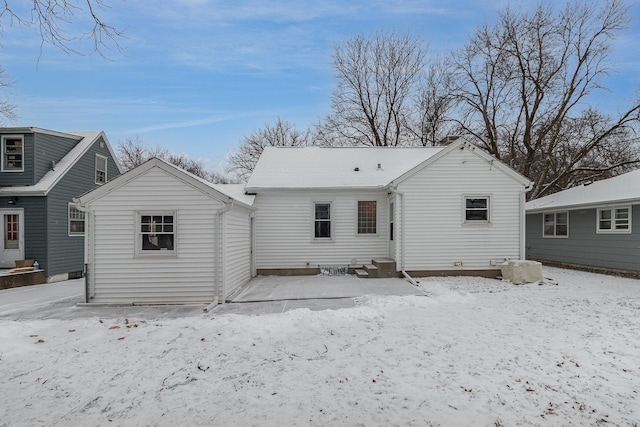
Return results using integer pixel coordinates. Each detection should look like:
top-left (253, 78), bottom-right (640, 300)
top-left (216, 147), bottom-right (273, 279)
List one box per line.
top-left (245, 146), bottom-right (446, 191)
top-left (526, 168), bottom-right (640, 212)
top-left (0, 130), bottom-right (122, 197)
top-left (210, 183), bottom-right (255, 207)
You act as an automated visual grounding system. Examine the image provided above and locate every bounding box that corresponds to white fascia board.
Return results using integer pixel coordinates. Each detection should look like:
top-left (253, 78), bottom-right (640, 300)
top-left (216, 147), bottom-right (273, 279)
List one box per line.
top-left (244, 185), bottom-right (387, 193)
top-left (526, 198), bottom-right (640, 214)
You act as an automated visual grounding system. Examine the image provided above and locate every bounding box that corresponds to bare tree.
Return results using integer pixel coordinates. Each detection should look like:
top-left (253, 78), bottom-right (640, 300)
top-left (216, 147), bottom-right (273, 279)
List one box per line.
top-left (226, 117), bottom-right (312, 181)
top-left (447, 0), bottom-right (640, 198)
top-left (117, 136), bottom-right (231, 184)
top-left (0, 65), bottom-right (16, 124)
top-left (409, 59), bottom-right (456, 146)
top-left (0, 1), bottom-right (124, 124)
top-left (0, 0), bottom-right (123, 58)
top-left (317, 32), bottom-right (426, 147)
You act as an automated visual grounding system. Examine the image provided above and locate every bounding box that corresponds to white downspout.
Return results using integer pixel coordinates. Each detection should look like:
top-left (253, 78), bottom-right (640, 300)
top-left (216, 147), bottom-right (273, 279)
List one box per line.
top-left (73, 200), bottom-right (93, 303)
top-left (391, 185), bottom-right (406, 272)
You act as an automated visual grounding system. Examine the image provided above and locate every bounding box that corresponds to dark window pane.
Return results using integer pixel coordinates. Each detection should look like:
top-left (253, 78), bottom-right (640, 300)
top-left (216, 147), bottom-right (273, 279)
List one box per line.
top-left (315, 221), bottom-right (330, 238)
top-left (315, 204), bottom-right (330, 220)
top-left (466, 198), bottom-right (487, 209)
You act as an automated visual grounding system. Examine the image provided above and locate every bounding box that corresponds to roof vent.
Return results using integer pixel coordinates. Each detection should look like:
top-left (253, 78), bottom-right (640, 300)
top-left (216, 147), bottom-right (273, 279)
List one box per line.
top-left (377, 163), bottom-right (382, 170)
top-left (354, 167), bottom-right (359, 172)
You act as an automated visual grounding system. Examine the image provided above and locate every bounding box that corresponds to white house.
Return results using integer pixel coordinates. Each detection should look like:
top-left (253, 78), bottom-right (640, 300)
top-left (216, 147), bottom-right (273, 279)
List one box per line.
top-left (75, 158), bottom-right (256, 304)
top-left (246, 139), bottom-right (532, 278)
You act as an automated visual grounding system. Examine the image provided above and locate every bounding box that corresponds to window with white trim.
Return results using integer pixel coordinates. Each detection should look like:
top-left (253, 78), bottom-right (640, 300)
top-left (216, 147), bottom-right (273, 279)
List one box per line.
top-left (464, 196), bottom-right (490, 222)
top-left (68, 204), bottom-right (85, 236)
top-left (597, 207), bottom-right (631, 233)
top-left (95, 154), bottom-right (107, 184)
top-left (543, 212), bottom-right (568, 237)
top-left (138, 213), bottom-right (175, 253)
top-left (357, 201), bottom-right (377, 234)
top-left (2, 135), bottom-right (24, 172)
top-left (314, 202), bottom-right (331, 239)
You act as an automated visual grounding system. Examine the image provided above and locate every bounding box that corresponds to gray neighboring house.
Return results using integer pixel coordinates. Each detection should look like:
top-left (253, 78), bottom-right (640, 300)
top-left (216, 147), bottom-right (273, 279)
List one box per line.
top-left (526, 169), bottom-right (640, 274)
top-left (0, 127), bottom-right (122, 281)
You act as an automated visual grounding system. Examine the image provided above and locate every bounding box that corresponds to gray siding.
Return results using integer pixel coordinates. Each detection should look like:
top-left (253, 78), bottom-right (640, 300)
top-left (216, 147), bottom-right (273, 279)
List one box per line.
top-left (0, 133), bottom-right (35, 186)
top-left (46, 135), bottom-right (121, 277)
top-left (0, 196), bottom-right (47, 270)
top-left (526, 205), bottom-right (640, 272)
top-left (34, 132), bottom-right (81, 183)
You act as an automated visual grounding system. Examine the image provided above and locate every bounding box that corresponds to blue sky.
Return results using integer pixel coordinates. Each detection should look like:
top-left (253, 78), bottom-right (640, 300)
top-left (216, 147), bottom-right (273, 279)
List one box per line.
top-left (1, 0), bottom-right (639, 175)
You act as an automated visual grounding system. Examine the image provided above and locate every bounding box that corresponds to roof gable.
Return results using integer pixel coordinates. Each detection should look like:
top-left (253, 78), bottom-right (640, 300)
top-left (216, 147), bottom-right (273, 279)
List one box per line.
top-left (77, 158), bottom-right (256, 210)
top-left (526, 168), bottom-right (640, 212)
top-left (0, 131), bottom-right (123, 196)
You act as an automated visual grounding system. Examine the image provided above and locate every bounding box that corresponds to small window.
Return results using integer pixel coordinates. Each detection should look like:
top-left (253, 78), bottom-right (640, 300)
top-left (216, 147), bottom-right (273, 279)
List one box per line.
top-left (95, 155), bottom-right (107, 184)
top-left (357, 201), bottom-right (377, 234)
top-left (138, 213), bottom-right (175, 254)
top-left (68, 204), bottom-right (85, 236)
top-left (543, 212), bottom-right (568, 237)
top-left (314, 202), bottom-right (331, 239)
top-left (597, 207), bottom-right (631, 233)
top-left (464, 196), bottom-right (490, 222)
top-left (2, 135), bottom-right (24, 172)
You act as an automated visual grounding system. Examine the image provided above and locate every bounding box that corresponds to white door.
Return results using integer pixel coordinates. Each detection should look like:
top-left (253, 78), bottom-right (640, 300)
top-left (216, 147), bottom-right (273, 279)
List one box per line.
top-left (0, 209), bottom-right (24, 268)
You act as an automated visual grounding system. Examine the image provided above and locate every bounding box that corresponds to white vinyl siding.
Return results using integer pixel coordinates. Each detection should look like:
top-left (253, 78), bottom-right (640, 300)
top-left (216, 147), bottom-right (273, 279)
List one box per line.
top-left (86, 168), bottom-right (224, 304)
top-left (254, 191), bottom-right (389, 269)
top-left (396, 146), bottom-right (524, 271)
top-left (223, 207), bottom-right (253, 298)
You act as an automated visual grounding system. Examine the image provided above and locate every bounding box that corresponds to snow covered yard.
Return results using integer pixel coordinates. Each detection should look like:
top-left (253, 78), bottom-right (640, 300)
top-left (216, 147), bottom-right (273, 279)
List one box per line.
top-left (1, 267), bottom-right (638, 426)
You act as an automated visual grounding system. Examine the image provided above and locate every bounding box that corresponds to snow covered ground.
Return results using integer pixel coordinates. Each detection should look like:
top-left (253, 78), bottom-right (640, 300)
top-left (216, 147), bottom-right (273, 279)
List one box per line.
top-left (1, 267), bottom-right (638, 426)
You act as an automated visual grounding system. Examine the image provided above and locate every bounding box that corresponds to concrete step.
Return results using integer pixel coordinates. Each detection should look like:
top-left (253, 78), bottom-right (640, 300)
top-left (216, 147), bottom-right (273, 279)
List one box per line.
top-left (371, 259), bottom-right (397, 278)
top-left (363, 264), bottom-right (379, 278)
top-left (355, 269), bottom-right (369, 278)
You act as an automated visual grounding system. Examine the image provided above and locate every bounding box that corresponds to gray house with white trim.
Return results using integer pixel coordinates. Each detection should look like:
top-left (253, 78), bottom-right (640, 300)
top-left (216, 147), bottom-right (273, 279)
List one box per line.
top-left (0, 127), bottom-right (122, 281)
top-left (526, 169), bottom-right (640, 274)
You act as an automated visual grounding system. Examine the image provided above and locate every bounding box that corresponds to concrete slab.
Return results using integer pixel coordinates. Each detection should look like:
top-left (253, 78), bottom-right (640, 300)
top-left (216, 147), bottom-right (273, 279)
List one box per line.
top-left (230, 274), bottom-right (425, 302)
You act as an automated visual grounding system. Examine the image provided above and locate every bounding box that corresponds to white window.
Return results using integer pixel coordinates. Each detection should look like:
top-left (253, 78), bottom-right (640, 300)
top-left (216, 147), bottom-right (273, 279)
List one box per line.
top-left (2, 135), bottom-right (24, 172)
top-left (314, 202), bottom-right (331, 239)
top-left (357, 201), bottom-right (377, 234)
top-left (137, 213), bottom-right (176, 254)
top-left (597, 207), bottom-right (631, 233)
top-left (68, 204), bottom-right (85, 236)
top-left (95, 155), bottom-right (107, 184)
top-left (464, 196), bottom-right (490, 223)
top-left (543, 212), bottom-right (568, 237)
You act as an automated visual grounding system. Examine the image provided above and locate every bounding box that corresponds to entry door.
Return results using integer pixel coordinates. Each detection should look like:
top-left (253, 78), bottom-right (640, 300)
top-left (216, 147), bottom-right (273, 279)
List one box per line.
top-left (0, 209), bottom-right (24, 268)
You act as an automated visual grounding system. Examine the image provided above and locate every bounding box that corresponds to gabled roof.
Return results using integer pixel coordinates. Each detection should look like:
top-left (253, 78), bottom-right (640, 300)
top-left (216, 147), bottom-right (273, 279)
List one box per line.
top-left (0, 130), bottom-right (123, 196)
top-left (526, 168), bottom-right (640, 212)
top-left (76, 157), bottom-right (256, 210)
top-left (245, 140), bottom-right (531, 192)
top-left (245, 146), bottom-right (446, 191)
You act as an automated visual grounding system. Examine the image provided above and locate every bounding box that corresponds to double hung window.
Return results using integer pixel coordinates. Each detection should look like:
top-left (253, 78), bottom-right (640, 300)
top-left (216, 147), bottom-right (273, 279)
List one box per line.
top-left (543, 212), bottom-right (568, 237)
top-left (597, 207), bottom-right (631, 233)
top-left (314, 203), bottom-right (331, 239)
top-left (2, 135), bottom-right (24, 172)
top-left (138, 213), bottom-right (175, 253)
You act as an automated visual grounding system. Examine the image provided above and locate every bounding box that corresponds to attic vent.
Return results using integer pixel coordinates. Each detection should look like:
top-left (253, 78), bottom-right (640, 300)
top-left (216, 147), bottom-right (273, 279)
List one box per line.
top-left (354, 167), bottom-right (360, 171)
